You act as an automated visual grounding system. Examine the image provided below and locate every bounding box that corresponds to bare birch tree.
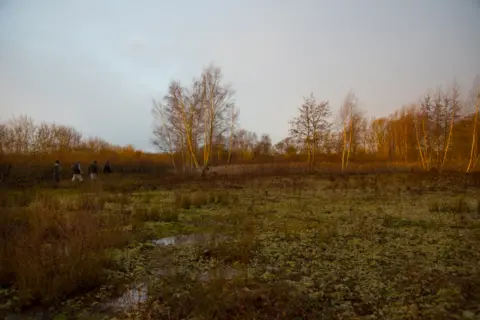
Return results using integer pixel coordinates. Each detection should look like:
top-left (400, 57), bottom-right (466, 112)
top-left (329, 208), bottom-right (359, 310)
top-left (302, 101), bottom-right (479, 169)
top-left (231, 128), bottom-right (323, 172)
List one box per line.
top-left (289, 93), bottom-right (331, 170)
top-left (339, 91), bottom-right (362, 172)
top-left (152, 64), bottom-right (236, 175)
top-left (152, 97), bottom-right (178, 170)
top-left (467, 91), bottom-right (480, 172)
top-left (227, 106), bottom-right (239, 165)
top-left (414, 85), bottom-right (461, 171)
top-left (200, 64), bottom-right (235, 172)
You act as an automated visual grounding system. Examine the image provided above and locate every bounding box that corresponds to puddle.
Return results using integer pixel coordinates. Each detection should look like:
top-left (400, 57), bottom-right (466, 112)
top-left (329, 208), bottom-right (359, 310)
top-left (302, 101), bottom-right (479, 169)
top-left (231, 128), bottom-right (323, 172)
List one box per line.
top-left (3, 283), bottom-right (150, 320)
top-left (152, 233), bottom-right (223, 247)
top-left (106, 282), bottom-right (149, 313)
top-left (4, 234), bottom-right (229, 319)
top-left (104, 267), bottom-right (244, 313)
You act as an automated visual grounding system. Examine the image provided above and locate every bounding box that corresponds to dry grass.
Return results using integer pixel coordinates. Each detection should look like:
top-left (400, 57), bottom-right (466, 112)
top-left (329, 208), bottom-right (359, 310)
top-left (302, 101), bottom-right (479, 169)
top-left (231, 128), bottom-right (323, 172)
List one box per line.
top-left (133, 205), bottom-right (179, 222)
top-left (0, 191), bottom-right (128, 309)
top-left (3, 170), bottom-right (480, 319)
top-left (133, 172), bottom-right (480, 320)
top-left (174, 190), bottom-right (231, 210)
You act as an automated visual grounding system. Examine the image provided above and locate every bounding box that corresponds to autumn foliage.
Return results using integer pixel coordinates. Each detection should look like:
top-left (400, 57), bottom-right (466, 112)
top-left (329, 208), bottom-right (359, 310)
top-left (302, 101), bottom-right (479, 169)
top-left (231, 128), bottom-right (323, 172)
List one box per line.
top-left (1, 66), bottom-right (480, 180)
top-left (0, 116), bottom-right (171, 184)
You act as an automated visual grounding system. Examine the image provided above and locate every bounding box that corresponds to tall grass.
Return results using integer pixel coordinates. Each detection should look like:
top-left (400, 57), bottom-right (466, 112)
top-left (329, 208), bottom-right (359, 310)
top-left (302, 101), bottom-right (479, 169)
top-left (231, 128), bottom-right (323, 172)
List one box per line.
top-left (0, 191), bottom-right (127, 308)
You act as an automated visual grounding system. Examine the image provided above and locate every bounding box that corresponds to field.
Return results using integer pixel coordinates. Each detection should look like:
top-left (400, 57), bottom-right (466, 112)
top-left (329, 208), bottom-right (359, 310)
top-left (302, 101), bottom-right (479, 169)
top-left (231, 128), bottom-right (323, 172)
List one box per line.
top-left (1, 170), bottom-right (480, 319)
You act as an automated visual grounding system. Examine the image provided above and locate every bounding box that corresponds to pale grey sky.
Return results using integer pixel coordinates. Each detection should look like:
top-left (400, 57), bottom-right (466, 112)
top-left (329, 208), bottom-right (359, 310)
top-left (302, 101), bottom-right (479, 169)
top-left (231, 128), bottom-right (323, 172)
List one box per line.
top-left (0, 0), bottom-right (479, 151)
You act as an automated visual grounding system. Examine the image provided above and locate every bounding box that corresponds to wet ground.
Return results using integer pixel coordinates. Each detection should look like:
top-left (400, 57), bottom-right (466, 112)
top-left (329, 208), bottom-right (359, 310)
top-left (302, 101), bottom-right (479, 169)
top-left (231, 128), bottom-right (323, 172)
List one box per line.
top-left (4, 233), bottom-right (229, 320)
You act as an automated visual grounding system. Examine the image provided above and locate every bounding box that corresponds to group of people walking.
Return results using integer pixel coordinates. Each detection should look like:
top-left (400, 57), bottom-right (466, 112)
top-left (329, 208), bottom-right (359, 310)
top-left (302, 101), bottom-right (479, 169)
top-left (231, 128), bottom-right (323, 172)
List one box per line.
top-left (53, 160), bottom-right (112, 184)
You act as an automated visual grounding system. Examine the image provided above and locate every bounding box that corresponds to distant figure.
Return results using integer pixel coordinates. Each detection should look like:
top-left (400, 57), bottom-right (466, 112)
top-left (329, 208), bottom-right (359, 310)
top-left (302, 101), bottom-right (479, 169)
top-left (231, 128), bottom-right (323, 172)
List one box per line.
top-left (89, 160), bottom-right (99, 180)
top-left (53, 160), bottom-right (62, 187)
top-left (103, 161), bottom-right (112, 174)
top-left (199, 164), bottom-right (210, 178)
top-left (71, 162), bottom-right (83, 182)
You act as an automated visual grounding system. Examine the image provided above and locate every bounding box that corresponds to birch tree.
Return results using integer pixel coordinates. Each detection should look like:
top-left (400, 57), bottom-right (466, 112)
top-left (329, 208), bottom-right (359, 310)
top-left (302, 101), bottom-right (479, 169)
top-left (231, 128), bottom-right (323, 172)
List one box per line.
top-left (371, 117), bottom-right (388, 156)
top-left (414, 86), bottom-right (461, 171)
top-left (152, 64), bottom-right (236, 174)
top-left (200, 64), bottom-right (235, 170)
top-left (152, 97), bottom-right (177, 170)
top-left (339, 91), bottom-right (362, 172)
top-left (467, 91), bottom-right (480, 172)
top-left (439, 84), bottom-right (460, 170)
top-left (289, 93), bottom-right (331, 169)
top-left (227, 106), bottom-right (239, 165)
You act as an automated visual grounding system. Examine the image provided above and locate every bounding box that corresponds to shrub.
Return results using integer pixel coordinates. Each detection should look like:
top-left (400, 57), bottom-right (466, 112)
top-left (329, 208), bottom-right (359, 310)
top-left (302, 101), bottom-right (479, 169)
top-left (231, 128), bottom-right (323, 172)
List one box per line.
top-left (215, 192), bottom-right (230, 205)
top-left (428, 200), bottom-right (440, 213)
top-left (206, 192), bottom-right (216, 204)
top-left (133, 206), bottom-right (150, 221)
top-left (191, 192), bottom-right (207, 208)
top-left (160, 207), bottom-right (180, 222)
top-left (175, 193), bottom-right (191, 210)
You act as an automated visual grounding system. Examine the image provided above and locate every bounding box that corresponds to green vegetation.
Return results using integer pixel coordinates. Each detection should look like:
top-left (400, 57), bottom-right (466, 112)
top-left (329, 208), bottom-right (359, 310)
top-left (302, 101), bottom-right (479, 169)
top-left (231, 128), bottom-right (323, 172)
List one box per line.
top-left (1, 172), bottom-right (480, 319)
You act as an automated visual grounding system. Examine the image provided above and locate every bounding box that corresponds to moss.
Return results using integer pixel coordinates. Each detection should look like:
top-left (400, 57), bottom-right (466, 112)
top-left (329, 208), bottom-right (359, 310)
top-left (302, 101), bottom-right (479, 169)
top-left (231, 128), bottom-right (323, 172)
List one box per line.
top-left (4, 174), bottom-right (480, 318)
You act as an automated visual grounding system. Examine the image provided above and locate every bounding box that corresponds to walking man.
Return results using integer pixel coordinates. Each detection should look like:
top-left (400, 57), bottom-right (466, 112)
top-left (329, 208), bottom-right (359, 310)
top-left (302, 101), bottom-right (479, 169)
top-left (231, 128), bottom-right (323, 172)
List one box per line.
top-left (89, 160), bottom-right (99, 180)
top-left (53, 160), bottom-right (62, 187)
top-left (103, 160), bottom-right (112, 175)
top-left (71, 162), bottom-right (83, 182)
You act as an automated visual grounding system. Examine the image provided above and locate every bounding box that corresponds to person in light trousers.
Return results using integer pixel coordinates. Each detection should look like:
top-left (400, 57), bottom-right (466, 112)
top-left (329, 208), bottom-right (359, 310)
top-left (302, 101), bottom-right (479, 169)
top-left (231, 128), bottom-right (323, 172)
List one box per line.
top-left (71, 162), bottom-right (83, 182)
top-left (89, 160), bottom-right (99, 180)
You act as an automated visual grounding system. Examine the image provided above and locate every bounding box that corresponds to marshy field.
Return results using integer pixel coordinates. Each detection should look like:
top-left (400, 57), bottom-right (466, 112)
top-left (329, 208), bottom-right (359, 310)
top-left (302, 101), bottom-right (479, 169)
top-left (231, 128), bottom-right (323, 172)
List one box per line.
top-left (1, 169), bottom-right (480, 320)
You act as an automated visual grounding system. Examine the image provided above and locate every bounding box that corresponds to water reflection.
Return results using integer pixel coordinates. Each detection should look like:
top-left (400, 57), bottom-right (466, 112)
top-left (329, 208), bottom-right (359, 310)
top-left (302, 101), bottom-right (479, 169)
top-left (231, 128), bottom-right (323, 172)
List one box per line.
top-left (107, 282), bottom-right (148, 312)
top-left (152, 233), bottom-right (222, 247)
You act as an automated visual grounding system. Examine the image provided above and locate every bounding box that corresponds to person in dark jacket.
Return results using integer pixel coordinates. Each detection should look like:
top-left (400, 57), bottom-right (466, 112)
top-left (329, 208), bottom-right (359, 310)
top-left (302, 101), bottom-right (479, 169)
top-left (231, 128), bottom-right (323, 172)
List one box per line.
top-left (53, 160), bottom-right (62, 187)
top-left (88, 160), bottom-right (99, 180)
top-left (71, 162), bottom-right (83, 182)
top-left (103, 161), bottom-right (112, 174)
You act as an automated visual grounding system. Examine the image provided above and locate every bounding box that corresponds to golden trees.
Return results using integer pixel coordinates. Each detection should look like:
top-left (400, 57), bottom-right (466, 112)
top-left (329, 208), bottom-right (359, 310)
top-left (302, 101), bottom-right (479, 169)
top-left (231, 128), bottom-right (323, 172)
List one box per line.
top-left (152, 64), bottom-right (235, 173)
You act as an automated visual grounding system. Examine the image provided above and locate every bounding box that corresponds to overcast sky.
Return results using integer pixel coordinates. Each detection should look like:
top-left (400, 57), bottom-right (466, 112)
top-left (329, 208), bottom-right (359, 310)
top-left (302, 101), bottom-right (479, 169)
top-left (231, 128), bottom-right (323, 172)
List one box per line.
top-left (1, 0), bottom-right (479, 151)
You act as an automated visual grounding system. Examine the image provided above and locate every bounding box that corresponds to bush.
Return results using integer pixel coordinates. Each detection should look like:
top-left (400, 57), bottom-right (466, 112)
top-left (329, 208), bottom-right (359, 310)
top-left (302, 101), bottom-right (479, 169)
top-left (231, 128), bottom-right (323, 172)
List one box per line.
top-left (160, 206), bottom-right (179, 222)
top-left (206, 192), bottom-right (216, 204)
top-left (191, 191), bottom-right (207, 208)
top-left (175, 193), bottom-right (191, 209)
top-left (173, 191), bottom-right (231, 210)
top-left (133, 205), bottom-right (150, 221)
top-left (215, 192), bottom-right (230, 205)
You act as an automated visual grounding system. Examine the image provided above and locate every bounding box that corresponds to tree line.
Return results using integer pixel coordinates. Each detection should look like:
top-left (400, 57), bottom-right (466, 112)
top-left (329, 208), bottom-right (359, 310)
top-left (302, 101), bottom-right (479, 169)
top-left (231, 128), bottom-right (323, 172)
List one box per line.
top-left (0, 115), bottom-right (139, 155)
top-left (0, 116), bottom-right (164, 176)
top-left (152, 64), bottom-right (480, 173)
top-left (1, 63), bottom-right (479, 174)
